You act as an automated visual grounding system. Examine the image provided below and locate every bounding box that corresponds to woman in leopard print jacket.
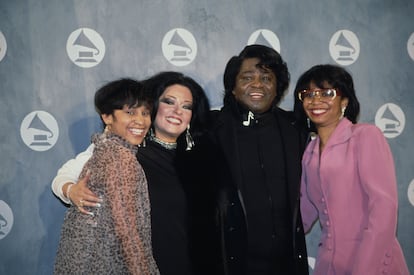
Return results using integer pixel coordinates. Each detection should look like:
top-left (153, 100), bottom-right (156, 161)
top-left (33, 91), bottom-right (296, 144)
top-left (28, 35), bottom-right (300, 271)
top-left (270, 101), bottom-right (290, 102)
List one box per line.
top-left (54, 79), bottom-right (159, 275)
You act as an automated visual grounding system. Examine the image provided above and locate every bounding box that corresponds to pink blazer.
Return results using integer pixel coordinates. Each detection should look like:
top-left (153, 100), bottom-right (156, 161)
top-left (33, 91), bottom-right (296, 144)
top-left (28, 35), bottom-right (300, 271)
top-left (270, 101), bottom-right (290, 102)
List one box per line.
top-left (300, 118), bottom-right (409, 274)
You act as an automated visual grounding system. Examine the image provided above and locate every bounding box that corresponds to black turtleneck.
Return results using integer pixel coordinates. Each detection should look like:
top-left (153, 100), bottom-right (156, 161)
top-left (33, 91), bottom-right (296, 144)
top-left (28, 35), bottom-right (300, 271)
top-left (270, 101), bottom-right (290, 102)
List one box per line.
top-left (137, 140), bottom-right (192, 275)
top-left (235, 105), bottom-right (293, 274)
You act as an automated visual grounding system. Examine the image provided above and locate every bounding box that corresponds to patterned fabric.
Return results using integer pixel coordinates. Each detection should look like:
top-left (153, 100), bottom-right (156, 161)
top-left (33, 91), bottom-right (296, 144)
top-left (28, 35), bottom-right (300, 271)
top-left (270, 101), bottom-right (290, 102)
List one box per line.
top-left (54, 133), bottom-right (159, 275)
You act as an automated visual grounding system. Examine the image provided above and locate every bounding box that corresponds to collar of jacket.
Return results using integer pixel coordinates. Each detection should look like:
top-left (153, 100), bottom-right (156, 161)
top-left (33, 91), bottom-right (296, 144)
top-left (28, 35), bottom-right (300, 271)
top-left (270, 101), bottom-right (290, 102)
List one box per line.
top-left (307, 118), bottom-right (353, 155)
top-left (222, 96), bottom-right (279, 127)
top-left (213, 100), bottom-right (307, 208)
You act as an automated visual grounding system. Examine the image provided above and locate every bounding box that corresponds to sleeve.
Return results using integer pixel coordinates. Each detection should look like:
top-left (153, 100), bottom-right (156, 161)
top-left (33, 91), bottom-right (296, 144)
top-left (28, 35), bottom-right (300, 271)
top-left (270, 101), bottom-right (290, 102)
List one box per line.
top-left (51, 144), bottom-right (94, 204)
top-left (300, 163), bottom-right (319, 233)
top-left (352, 126), bottom-right (399, 274)
top-left (104, 147), bottom-right (157, 274)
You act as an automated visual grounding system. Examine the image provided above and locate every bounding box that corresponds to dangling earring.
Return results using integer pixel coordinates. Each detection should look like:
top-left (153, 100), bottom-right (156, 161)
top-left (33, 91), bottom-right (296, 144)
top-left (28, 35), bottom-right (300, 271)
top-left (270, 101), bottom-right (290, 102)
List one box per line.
top-left (185, 124), bottom-right (194, 151)
top-left (149, 127), bottom-right (155, 138)
top-left (140, 134), bottom-right (147, 148)
top-left (307, 117), bottom-right (311, 128)
top-left (141, 127), bottom-right (153, 147)
top-left (340, 106), bottom-right (347, 119)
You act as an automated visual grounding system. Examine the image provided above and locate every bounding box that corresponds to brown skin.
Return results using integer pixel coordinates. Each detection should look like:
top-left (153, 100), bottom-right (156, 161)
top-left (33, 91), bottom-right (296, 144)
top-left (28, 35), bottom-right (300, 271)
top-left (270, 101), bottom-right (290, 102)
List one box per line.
top-left (302, 82), bottom-right (348, 152)
top-left (71, 60), bottom-right (277, 212)
top-left (232, 57), bottom-right (277, 114)
top-left (65, 89), bottom-right (194, 214)
top-left (63, 173), bottom-right (102, 215)
top-left (65, 104), bottom-right (151, 214)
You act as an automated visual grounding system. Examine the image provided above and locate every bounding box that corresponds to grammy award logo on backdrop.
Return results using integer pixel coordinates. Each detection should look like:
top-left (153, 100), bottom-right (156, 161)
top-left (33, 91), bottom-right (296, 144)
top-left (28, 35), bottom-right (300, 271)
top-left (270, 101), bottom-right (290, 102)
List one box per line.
top-left (407, 32), bottom-right (414, 61)
top-left (0, 31), bottom-right (7, 62)
top-left (20, 111), bottom-right (59, 151)
top-left (408, 179), bottom-right (414, 207)
top-left (66, 28), bottom-right (106, 68)
top-left (0, 201), bottom-right (13, 240)
top-left (248, 29), bottom-right (281, 54)
top-left (329, 30), bottom-right (360, 66)
top-left (374, 103), bottom-right (405, 138)
top-left (162, 28), bottom-right (197, 66)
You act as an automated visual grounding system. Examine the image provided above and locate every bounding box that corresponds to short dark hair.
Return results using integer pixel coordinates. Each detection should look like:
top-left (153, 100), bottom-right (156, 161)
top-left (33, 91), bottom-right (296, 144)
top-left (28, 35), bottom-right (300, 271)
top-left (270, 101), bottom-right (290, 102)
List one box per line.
top-left (142, 71), bottom-right (210, 143)
top-left (223, 44), bottom-right (290, 107)
top-left (94, 78), bottom-right (152, 129)
top-left (293, 64), bottom-right (360, 131)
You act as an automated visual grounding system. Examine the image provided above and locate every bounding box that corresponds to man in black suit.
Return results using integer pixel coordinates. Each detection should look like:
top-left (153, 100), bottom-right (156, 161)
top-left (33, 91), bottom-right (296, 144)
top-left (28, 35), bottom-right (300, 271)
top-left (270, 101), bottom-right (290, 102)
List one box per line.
top-left (209, 44), bottom-right (309, 275)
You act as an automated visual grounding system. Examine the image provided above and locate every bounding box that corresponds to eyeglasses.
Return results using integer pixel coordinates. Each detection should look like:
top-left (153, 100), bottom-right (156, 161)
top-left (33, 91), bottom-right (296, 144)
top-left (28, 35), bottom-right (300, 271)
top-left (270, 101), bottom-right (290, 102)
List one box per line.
top-left (298, 88), bottom-right (341, 102)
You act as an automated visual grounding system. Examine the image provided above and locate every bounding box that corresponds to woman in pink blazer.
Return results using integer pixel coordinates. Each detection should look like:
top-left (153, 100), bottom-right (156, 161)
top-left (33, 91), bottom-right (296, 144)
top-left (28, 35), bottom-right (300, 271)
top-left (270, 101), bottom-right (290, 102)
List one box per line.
top-left (293, 64), bottom-right (409, 274)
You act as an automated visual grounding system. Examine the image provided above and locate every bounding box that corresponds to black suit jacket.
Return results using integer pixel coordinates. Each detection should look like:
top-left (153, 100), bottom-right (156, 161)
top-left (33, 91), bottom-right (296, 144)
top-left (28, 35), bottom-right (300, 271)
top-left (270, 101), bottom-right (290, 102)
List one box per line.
top-left (209, 105), bottom-right (309, 275)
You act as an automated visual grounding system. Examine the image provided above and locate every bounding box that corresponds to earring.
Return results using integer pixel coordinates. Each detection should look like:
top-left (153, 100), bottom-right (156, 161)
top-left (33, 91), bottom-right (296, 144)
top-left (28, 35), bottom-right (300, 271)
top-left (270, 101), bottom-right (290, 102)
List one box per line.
top-left (149, 127), bottom-right (155, 138)
top-left (340, 106), bottom-right (347, 119)
top-left (185, 125), bottom-right (194, 151)
top-left (140, 135), bottom-right (147, 148)
top-left (307, 117), bottom-right (311, 128)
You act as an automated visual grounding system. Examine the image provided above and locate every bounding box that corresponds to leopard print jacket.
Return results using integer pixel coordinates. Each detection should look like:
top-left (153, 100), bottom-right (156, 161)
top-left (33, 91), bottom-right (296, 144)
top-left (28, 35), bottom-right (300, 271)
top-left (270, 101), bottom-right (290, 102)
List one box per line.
top-left (54, 133), bottom-right (160, 275)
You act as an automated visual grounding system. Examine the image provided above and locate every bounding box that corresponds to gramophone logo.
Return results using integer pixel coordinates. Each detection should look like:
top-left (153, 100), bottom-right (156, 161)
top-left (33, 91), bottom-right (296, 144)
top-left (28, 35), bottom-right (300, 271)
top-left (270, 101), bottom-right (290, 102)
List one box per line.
top-left (374, 103), bottom-right (405, 139)
top-left (248, 29), bottom-right (281, 53)
top-left (162, 28), bottom-right (197, 66)
top-left (66, 28), bottom-right (105, 68)
top-left (407, 32), bottom-right (414, 61)
top-left (0, 31), bottom-right (7, 62)
top-left (20, 111), bottom-right (59, 151)
top-left (0, 200), bottom-right (13, 240)
top-left (329, 30), bottom-right (360, 66)
top-left (408, 179), bottom-right (414, 207)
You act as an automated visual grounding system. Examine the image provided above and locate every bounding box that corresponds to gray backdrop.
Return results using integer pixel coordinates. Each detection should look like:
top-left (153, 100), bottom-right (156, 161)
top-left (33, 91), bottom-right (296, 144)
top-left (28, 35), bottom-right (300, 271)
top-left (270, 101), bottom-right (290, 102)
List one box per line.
top-left (0, 1), bottom-right (413, 274)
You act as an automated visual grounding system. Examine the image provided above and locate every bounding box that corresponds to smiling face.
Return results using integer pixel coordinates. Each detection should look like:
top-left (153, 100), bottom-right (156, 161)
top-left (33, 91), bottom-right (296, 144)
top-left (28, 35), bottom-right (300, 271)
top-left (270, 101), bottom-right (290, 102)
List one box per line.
top-left (303, 82), bottom-right (348, 131)
top-left (232, 58), bottom-right (277, 114)
top-left (153, 84), bottom-right (193, 143)
top-left (101, 104), bottom-right (151, 145)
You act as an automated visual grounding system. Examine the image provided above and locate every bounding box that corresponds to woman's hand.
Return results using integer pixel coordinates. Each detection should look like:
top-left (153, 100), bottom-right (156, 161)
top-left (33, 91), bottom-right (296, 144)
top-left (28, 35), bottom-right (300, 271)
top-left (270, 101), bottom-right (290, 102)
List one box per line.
top-left (65, 173), bottom-right (102, 215)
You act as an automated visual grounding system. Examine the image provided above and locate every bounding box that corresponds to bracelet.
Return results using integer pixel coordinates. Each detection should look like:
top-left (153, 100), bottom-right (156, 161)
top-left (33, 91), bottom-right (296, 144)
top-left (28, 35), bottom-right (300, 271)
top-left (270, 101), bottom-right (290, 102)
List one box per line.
top-left (66, 183), bottom-right (74, 205)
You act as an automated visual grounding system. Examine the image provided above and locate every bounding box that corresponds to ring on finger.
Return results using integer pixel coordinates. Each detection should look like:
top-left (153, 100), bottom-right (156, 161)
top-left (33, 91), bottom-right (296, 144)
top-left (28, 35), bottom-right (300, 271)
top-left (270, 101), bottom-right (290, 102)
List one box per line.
top-left (79, 199), bottom-right (84, 207)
